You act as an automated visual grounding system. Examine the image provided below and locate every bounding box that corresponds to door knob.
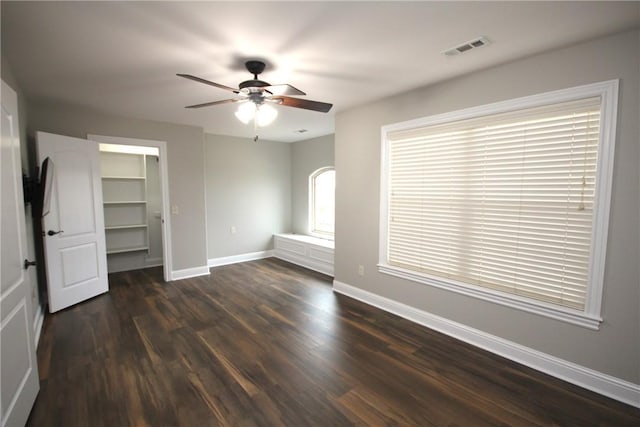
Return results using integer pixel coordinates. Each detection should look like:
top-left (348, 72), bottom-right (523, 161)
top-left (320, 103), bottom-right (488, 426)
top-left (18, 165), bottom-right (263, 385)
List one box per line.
top-left (47, 230), bottom-right (63, 236)
top-left (24, 259), bottom-right (36, 270)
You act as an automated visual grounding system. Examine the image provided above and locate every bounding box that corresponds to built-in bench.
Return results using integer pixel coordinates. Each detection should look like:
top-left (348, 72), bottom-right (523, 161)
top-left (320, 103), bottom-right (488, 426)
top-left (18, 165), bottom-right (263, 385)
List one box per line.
top-left (273, 233), bottom-right (334, 276)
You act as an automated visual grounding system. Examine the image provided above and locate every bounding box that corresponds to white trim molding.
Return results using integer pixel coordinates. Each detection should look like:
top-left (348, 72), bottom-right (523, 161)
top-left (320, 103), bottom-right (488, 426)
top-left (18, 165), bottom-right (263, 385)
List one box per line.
top-left (208, 250), bottom-right (273, 267)
top-left (170, 265), bottom-right (210, 281)
top-left (333, 280), bottom-right (640, 408)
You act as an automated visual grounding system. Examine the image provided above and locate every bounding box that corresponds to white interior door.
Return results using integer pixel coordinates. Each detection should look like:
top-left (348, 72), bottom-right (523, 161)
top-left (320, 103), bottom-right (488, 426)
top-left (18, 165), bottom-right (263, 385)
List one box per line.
top-left (37, 132), bottom-right (108, 313)
top-left (1, 80), bottom-right (39, 427)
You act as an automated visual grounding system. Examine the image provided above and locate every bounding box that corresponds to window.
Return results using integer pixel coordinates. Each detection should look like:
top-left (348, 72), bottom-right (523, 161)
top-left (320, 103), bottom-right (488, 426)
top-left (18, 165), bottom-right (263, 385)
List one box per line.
top-left (379, 81), bottom-right (618, 329)
top-left (310, 167), bottom-right (335, 239)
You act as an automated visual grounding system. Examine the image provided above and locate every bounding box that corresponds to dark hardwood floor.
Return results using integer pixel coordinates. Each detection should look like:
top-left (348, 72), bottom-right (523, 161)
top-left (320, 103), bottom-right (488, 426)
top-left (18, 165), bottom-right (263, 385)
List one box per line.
top-left (27, 258), bottom-right (639, 426)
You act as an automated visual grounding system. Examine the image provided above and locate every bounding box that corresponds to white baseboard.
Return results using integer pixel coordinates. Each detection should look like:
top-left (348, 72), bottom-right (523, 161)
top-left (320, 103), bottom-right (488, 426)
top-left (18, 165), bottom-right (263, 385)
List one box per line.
top-left (333, 280), bottom-right (640, 408)
top-left (170, 265), bottom-right (210, 281)
top-left (208, 250), bottom-right (273, 267)
top-left (33, 304), bottom-right (45, 348)
top-left (145, 257), bottom-right (163, 268)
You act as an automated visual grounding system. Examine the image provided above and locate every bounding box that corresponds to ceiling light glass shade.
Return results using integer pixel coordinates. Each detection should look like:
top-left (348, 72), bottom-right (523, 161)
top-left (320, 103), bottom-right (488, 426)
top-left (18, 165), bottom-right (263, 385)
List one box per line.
top-left (256, 103), bottom-right (278, 127)
top-left (235, 101), bottom-right (256, 124)
top-left (235, 101), bottom-right (278, 127)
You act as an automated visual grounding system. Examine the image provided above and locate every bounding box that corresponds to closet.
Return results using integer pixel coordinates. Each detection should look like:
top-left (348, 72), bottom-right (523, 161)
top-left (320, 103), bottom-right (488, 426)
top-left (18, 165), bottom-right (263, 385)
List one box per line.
top-left (99, 144), bottom-right (163, 273)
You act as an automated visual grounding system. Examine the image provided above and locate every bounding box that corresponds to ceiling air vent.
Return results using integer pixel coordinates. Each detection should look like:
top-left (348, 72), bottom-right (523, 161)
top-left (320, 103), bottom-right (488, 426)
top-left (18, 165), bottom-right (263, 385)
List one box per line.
top-left (443, 36), bottom-right (491, 56)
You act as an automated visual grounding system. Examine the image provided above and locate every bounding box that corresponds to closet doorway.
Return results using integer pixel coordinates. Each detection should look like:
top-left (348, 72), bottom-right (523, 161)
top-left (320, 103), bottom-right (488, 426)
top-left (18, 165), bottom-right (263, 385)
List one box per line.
top-left (88, 135), bottom-right (172, 281)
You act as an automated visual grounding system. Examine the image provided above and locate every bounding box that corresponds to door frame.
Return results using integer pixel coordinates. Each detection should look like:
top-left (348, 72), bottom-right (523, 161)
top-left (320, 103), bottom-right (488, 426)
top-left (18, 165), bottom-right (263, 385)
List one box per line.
top-left (87, 134), bottom-right (172, 282)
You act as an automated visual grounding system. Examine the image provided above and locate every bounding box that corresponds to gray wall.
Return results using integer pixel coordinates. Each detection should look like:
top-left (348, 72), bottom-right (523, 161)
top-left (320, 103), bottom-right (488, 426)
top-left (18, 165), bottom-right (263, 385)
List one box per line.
top-left (205, 133), bottom-right (291, 259)
top-left (334, 30), bottom-right (640, 383)
top-left (27, 100), bottom-right (208, 273)
top-left (291, 134), bottom-right (334, 234)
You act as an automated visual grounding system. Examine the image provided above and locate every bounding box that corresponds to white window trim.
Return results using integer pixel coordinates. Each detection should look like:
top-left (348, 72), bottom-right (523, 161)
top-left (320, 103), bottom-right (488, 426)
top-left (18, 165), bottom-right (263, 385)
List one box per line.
top-left (379, 80), bottom-right (619, 330)
top-left (308, 166), bottom-right (335, 240)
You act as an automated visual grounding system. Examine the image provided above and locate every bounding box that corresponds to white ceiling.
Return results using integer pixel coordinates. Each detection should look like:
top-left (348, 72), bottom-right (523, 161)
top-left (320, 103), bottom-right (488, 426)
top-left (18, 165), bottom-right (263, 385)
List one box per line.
top-left (2, 1), bottom-right (639, 142)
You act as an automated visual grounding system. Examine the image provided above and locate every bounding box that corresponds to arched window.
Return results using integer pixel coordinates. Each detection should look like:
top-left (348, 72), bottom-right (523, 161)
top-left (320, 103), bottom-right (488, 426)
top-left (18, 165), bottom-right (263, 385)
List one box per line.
top-left (309, 167), bottom-right (335, 239)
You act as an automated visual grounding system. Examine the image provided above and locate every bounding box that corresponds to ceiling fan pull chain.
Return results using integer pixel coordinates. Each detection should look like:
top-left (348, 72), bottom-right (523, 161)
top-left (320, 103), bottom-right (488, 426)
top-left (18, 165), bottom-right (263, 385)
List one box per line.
top-left (253, 117), bottom-right (259, 142)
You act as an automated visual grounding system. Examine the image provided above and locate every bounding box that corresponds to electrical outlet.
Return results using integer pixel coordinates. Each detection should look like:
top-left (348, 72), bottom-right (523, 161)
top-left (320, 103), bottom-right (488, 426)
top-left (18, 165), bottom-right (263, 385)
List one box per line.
top-left (171, 205), bottom-right (179, 215)
top-left (358, 265), bottom-right (365, 276)
top-left (231, 226), bottom-right (237, 234)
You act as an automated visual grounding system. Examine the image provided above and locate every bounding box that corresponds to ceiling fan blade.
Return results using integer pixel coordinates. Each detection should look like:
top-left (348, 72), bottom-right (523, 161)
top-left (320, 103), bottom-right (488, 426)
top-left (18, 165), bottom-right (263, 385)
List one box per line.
top-left (271, 96), bottom-right (332, 113)
top-left (185, 98), bottom-right (242, 109)
top-left (264, 84), bottom-right (306, 96)
top-left (177, 74), bottom-right (238, 93)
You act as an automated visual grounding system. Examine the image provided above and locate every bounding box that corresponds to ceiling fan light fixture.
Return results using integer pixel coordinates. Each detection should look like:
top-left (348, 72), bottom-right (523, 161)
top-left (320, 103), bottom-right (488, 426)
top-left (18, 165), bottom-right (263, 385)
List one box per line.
top-left (235, 101), bottom-right (256, 124)
top-left (256, 103), bottom-right (278, 127)
top-left (234, 101), bottom-right (278, 127)
top-left (180, 59), bottom-right (333, 129)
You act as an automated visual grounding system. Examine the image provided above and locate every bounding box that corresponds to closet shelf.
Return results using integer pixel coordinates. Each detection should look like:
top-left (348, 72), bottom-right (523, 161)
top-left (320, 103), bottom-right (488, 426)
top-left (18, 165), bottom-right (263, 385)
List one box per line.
top-left (105, 224), bottom-right (148, 230)
top-left (102, 175), bottom-right (146, 180)
top-left (107, 246), bottom-right (149, 255)
top-left (103, 201), bottom-right (147, 205)
top-left (101, 150), bottom-right (154, 270)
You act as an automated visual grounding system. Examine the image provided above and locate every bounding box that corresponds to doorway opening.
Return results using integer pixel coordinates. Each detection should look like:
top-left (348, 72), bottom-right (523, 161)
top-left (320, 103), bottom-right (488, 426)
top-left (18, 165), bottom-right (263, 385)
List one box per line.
top-left (88, 135), bottom-right (172, 281)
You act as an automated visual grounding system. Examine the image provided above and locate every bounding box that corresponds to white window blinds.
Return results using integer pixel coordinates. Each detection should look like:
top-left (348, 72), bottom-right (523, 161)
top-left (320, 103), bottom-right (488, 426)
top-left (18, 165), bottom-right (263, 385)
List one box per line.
top-left (385, 97), bottom-right (602, 310)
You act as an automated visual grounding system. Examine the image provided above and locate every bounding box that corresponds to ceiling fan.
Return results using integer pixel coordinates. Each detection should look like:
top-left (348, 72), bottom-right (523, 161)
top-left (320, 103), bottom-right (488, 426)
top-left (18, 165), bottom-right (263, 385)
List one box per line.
top-left (178, 60), bottom-right (333, 124)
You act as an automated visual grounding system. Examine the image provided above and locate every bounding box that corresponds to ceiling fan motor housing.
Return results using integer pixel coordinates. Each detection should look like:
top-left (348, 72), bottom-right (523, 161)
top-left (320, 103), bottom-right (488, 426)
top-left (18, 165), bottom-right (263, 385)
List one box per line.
top-left (239, 79), bottom-right (270, 90)
top-left (240, 60), bottom-right (270, 93)
top-left (245, 60), bottom-right (266, 76)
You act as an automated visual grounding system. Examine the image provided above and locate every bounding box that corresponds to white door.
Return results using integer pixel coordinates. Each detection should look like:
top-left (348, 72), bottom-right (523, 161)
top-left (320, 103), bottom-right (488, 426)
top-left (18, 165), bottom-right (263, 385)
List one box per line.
top-left (1, 80), bottom-right (39, 427)
top-left (37, 132), bottom-right (108, 313)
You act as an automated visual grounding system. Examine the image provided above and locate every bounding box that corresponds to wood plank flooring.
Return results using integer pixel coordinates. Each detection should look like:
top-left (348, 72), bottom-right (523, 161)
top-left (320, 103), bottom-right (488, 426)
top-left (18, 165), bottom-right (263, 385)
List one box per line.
top-left (27, 258), bottom-right (640, 426)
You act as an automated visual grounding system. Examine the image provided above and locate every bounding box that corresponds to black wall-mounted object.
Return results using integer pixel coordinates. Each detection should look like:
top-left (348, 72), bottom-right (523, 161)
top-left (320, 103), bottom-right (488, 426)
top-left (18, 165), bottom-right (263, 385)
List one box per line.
top-left (23, 173), bottom-right (35, 205)
top-left (31, 157), bottom-right (54, 218)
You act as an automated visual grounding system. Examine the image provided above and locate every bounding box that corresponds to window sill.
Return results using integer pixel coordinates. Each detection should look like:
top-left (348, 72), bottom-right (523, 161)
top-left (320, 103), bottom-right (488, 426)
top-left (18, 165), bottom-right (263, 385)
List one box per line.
top-left (308, 232), bottom-right (335, 244)
top-left (378, 263), bottom-right (602, 330)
